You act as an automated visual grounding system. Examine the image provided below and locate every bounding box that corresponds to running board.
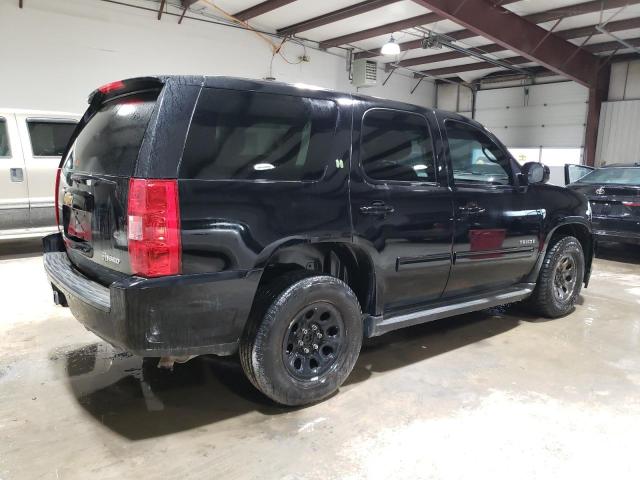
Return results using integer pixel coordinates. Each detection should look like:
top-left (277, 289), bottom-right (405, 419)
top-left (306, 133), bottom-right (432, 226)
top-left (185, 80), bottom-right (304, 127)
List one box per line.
top-left (365, 283), bottom-right (535, 337)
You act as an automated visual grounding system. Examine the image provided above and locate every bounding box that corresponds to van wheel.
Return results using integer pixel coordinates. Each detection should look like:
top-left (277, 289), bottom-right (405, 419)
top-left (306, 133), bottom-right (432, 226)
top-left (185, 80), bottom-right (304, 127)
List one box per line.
top-left (525, 235), bottom-right (584, 318)
top-left (240, 273), bottom-right (362, 406)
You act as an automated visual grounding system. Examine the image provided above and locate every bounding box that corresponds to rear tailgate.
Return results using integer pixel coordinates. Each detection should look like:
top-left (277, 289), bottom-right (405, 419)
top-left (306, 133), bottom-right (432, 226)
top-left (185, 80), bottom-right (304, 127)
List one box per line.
top-left (59, 79), bottom-right (163, 281)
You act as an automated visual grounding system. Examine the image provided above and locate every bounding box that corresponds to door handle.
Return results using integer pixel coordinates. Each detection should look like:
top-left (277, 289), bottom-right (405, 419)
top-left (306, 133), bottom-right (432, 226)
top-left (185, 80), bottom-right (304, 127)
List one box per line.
top-left (458, 204), bottom-right (485, 215)
top-left (10, 168), bottom-right (24, 182)
top-left (360, 201), bottom-right (395, 216)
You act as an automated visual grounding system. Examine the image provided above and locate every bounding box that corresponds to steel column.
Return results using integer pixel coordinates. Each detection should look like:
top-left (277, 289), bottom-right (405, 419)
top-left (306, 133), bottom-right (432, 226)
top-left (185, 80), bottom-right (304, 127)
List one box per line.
top-left (585, 64), bottom-right (611, 167)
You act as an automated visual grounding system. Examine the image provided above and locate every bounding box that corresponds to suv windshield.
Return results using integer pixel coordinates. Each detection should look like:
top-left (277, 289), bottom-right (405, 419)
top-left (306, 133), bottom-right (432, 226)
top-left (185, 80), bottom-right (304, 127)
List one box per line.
top-left (577, 167), bottom-right (640, 185)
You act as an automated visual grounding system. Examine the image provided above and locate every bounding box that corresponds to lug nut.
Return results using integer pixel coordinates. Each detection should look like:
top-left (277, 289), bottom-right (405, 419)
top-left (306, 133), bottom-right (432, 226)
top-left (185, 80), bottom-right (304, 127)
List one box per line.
top-left (313, 344), bottom-right (318, 350)
top-left (298, 340), bottom-right (304, 346)
top-left (302, 329), bottom-right (308, 334)
top-left (303, 347), bottom-right (310, 354)
top-left (317, 333), bottom-right (322, 339)
top-left (311, 324), bottom-right (318, 331)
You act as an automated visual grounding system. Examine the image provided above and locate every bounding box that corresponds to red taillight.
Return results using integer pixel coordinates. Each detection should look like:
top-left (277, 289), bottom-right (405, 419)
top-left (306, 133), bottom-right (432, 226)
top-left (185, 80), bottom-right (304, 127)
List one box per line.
top-left (622, 201), bottom-right (640, 207)
top-left (98, 80), bottom-right (125, 94)
top-left (54, 167), bottom-right (61, 228)
top-left (127, 178), bottom-right (181, 278)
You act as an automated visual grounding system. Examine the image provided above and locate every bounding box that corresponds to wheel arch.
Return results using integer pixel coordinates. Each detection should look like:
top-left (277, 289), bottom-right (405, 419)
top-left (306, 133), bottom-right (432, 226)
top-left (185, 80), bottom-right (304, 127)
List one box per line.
top-left (528, 219), bottom-right (594, 285)
top-left (255, 241), bottom-right (378, 316)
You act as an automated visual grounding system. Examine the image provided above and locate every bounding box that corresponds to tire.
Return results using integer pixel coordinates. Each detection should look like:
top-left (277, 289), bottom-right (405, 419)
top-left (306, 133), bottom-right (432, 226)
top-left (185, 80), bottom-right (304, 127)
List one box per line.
top-left (525, 235), bottom-right (584, 318)
top-left (240, 273), bottom-right (362, 406)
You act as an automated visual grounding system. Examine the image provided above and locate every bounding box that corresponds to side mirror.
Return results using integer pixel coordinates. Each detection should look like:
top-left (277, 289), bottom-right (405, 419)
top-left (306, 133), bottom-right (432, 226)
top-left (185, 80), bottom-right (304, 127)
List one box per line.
top-left (521, 162), bottom-right (549, 185)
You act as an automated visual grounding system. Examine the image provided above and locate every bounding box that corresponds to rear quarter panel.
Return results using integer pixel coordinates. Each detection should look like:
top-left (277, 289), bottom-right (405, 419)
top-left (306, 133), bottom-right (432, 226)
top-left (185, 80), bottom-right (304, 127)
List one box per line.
top-left (175, 85), bottom-right (354, 275)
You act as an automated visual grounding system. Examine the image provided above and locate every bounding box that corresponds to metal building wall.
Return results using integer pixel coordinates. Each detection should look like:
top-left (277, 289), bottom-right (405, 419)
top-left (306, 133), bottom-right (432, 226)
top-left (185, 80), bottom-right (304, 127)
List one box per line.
top-left (595, 100), bottom-right (640, 166)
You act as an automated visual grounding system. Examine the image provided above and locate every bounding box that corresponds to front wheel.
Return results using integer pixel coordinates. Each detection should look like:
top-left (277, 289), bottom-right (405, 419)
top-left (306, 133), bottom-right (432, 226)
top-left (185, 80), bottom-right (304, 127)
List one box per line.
top-left (240, 274), bottom-right (362, 406)
top-left (525, 235), bottom-right (585, 318)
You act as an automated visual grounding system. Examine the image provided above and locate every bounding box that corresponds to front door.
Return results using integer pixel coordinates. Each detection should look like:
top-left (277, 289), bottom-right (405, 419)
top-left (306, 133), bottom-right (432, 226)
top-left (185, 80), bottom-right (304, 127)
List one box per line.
top-left (350, 106), bottom-right (454, 314)
top-left (441, 119), bottom-right (542, 298)
top-left (15, 115), bottom-right (77, 228)
top-left (0, 113), bottom-right (29, 232)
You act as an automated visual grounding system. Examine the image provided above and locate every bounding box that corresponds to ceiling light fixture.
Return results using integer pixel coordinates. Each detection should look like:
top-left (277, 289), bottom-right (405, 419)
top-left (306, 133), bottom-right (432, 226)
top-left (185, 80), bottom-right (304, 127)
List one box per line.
top-left (381, 35), bottom-right (400, 56)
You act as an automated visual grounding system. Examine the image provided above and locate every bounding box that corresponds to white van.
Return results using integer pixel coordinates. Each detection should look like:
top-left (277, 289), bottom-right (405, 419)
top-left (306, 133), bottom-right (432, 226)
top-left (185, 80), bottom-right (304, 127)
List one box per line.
top-left (0, 109), bottom-right (79, 240)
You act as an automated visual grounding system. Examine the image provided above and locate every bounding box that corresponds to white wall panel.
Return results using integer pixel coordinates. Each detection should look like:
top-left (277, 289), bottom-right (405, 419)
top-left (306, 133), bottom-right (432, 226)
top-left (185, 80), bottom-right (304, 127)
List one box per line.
top-left (596, 100), bottom-right (640, 166)
top-left (609, 60), bottom-right (640, 101)
top-left (0, 0), bottom-right (435, 113)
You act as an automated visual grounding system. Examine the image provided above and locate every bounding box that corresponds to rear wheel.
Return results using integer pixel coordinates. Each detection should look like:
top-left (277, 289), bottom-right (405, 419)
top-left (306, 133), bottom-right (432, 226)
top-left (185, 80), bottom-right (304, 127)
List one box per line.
top-left (525, 235), bottom-right (584, 318)
top-left (240, 273), bottom-right (362, 406)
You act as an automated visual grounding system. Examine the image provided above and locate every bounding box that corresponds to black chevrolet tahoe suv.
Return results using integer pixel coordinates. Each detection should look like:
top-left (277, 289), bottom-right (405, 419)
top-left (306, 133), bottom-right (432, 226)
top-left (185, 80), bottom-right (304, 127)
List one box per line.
top-left (43, 76), bottom-right (593, 406)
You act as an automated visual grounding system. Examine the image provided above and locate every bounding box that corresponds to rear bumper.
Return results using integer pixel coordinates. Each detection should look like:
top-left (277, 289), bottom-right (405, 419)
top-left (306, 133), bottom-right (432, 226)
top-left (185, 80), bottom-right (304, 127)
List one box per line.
top-left (43, 233), bottom-right (261, 357)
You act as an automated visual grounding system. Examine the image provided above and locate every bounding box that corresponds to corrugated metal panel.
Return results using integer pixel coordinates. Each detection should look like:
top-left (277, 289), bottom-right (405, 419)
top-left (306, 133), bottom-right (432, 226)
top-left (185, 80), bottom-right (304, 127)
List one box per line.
top-left (608, 60), bottom-right (640, 101)
top-left (595, 100), bottom-right (640, 166)
top-left (475, 82), bottom-right (588, 148)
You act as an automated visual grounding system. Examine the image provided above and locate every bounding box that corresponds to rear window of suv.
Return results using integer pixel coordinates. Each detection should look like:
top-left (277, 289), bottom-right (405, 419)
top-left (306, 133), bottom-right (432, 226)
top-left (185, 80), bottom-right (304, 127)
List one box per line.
top-left (180, 88), bottom-right (338, 181)
top-left (67, 92), bottom-right (158, 176)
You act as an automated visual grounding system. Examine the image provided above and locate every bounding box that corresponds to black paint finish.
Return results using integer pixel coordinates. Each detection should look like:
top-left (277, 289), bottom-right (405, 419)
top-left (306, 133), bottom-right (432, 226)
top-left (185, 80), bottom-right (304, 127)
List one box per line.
top-left (45, 76), bottom-right (594, 356)
top-left (568, 180), bottom-right (640, 245)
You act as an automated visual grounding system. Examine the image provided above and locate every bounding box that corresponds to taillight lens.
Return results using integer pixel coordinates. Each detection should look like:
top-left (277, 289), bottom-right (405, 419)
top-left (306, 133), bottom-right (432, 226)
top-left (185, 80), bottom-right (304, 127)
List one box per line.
top-left (622, 201), bottom-right (640, 208)
top-left (98, 80), bottom-right (125, 94)
top-left (54, 167), bottom-right (62, 229)
top-left (127, 178), bottom-right (181, 277)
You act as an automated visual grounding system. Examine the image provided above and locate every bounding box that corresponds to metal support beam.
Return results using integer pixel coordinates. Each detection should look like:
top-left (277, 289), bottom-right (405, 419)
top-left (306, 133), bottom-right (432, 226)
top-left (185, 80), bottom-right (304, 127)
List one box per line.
top-left (382, 67), bottom-right (397, 86)
top-left (319, 12), bottom-right (441, 49)
top-left (319, 1), bottom-right (528, 49)
top-left (416, 55), bottom-right (532, 78)
top-left (388, 17), bottom-right (640, 70)
top-left (410, 76), bottom-right (425, 94)
top-left (19, 0), bottom-right (23, 8)
top-left (157, 0), bottom-right (165, 20)
top-left (414, 38), bottom-right (640, 78)
top-left (584, 63), bottom-right (610, 166)
top-left (412, 0), bottom-right (600, 86)
top-left (234, 0), bottom-right (297, 22)
top-left (178, 0), bottom-right (197, 24)
top-left (278, 0), bottom-right (400, 36)
top-left (355, 0), bottom-right (640, 60)
top-left (178, 7), bottom-right (188, 24)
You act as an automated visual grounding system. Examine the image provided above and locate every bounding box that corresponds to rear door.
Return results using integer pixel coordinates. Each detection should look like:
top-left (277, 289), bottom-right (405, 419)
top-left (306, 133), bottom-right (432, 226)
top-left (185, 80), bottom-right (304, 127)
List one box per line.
top-left (350, 105), bottom-right (454, 314)
top-left (0, 113), bottom-right (29, 232)
top-left (15, 116), bottom-right (78, 228)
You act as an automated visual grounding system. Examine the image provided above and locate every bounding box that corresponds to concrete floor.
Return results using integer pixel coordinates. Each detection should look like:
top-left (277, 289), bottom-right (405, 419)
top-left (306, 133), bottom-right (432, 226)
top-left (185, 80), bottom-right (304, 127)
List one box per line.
top-left (1, 241), bottom-right (640, 480)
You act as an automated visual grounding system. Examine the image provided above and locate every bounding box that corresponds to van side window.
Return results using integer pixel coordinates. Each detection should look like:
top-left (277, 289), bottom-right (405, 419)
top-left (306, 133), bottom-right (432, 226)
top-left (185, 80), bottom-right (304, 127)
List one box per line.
top-left (181, 89), bottom-right (337, 181)
top-left (361, 109), bottom-right (435, 183)
top-left (27, 121), bottom-right (76, 157)
top-left (0, 118), bottom-right (10, 157)
top-left (445, 120), bottom-right (512, 186)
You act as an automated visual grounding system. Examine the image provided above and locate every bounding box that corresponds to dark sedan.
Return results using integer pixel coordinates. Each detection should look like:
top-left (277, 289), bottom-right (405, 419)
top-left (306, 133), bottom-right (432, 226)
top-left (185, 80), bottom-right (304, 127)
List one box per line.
top-left (566, 163), bottom-right (640, 245)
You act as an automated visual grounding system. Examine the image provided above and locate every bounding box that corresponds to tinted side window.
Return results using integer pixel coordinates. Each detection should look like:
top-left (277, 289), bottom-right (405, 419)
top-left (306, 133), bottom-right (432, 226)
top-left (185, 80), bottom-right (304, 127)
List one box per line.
top-left (181, 89), bottom-right (338, 181)
top-left (445, 121), bottom-right (512, 186)
top-left (361, 109), bottom-right (435, 183)
top-left (27, 121), bottom-right (76, 157)
top-left (0, 118), bottom-right (10, 157)
top-left (70, 92), bottom-right (158, 176)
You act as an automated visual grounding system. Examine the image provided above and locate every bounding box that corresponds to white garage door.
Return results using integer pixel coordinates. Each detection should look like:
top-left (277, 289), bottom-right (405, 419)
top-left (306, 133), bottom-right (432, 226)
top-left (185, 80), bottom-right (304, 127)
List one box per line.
top-left (475, 82), bottom-right (589, 185)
